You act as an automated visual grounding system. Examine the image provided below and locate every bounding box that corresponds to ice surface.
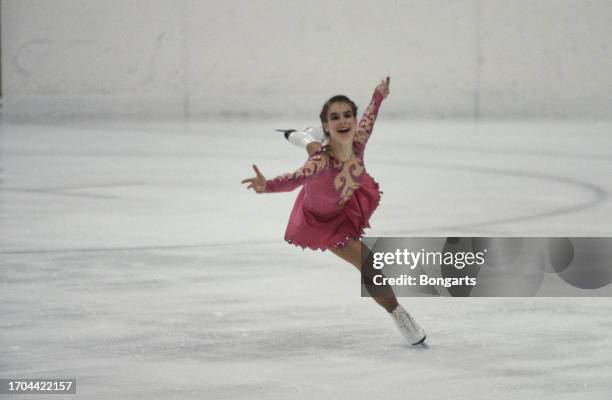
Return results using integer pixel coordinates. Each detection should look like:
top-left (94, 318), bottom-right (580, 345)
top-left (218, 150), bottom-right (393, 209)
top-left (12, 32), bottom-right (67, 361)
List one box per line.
top-left (1, 119), bottom-right (612, 399)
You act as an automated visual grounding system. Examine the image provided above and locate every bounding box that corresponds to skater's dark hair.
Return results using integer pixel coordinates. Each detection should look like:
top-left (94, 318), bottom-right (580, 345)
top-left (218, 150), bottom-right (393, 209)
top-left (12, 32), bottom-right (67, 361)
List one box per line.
top-left (319, 95), bottom-right (358, 136)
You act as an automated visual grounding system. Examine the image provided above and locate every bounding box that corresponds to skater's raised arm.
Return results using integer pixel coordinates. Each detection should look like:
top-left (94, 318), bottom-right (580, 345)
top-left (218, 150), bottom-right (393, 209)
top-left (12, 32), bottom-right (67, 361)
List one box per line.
top-left (242, 152), bottom-right (329, 194)
top-left (354, 77), bottom-right (390, 149)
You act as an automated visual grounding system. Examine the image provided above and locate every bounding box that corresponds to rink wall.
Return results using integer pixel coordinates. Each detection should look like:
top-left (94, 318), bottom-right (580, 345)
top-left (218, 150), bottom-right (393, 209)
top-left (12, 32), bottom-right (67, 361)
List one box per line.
top-left (2, 0), bottom-right (611, 120)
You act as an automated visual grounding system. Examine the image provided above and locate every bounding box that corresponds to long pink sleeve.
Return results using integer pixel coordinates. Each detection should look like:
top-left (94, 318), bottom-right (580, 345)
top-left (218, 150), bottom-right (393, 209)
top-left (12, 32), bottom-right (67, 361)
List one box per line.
top-left (354, 89), bottom-right (384, 154)
top-left (265, 152), bottom-right (329, 193)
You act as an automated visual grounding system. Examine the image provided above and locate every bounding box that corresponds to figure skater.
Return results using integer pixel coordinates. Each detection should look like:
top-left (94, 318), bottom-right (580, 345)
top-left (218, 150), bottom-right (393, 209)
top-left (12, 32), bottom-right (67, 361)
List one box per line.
top-left (242, 77), bottom-right (426, 345)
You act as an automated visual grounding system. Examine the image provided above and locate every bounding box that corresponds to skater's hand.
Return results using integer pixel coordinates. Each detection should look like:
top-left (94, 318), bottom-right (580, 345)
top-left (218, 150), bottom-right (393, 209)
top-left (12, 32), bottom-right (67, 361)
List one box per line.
top-left (241, 164), bottom-right (266, 193)
top-left (376, 76), bottom-right (390, 99)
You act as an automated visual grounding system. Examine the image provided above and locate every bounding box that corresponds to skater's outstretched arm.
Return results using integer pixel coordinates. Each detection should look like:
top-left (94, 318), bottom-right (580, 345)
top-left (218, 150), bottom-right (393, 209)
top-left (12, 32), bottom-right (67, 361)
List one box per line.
top-left (241, 152), bottom-right (329, 193)
top-left (241, 165), bottom-right (267, 193)
top-left (354, 77), bottom-right (390, 151)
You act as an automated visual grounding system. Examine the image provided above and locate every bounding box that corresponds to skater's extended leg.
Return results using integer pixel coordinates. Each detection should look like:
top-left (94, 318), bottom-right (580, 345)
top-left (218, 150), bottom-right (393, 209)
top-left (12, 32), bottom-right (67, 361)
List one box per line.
top-left (331, 239), bottom-right (398, 312)
top-left (276, 127), bottom-right (324, 156)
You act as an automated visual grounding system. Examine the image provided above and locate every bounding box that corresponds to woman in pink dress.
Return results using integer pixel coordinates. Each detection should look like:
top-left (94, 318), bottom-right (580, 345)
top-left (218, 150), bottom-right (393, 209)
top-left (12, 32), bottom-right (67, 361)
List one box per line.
top-left (242, 78), bottom-right (426, 345)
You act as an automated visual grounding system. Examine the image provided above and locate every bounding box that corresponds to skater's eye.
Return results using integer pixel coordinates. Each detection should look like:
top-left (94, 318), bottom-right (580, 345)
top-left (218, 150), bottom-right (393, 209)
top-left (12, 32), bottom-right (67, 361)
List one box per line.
top-left (343, 111), bottom-right (353, 118)
top-left (329, 114), bottom-right (340, 120)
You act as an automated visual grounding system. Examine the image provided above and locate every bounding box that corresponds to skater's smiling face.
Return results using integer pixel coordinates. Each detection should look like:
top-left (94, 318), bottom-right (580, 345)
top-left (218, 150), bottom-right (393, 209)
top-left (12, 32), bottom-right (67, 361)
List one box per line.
top-left (322, 101), bottom-right (357, 144)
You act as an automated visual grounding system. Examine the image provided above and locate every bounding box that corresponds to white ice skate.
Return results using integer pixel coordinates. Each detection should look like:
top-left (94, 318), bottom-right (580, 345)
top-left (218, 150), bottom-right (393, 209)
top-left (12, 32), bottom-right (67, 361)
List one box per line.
top-left (302, 126), bottom-right (326, 142)
top-left (276, 126), bottom-right (327, 149)
top-left (390, 305), bottom-right (426, 345)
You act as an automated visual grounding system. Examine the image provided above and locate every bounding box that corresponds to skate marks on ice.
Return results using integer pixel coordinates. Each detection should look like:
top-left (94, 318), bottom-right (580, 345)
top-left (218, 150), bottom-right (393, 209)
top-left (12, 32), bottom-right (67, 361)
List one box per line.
top-left (3, 244), bottom-right (612, 399)
top-left (2, 121), bottom-right (612, 398)
top-left (378, 160), bottom-right (606, 235)
top-left (2, 120), bottom-right (612, 253)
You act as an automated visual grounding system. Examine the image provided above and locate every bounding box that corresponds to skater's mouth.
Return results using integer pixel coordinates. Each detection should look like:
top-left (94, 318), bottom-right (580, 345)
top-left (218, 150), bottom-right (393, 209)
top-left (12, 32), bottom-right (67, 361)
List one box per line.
top-left (337, 127), bottom-right (351, 134)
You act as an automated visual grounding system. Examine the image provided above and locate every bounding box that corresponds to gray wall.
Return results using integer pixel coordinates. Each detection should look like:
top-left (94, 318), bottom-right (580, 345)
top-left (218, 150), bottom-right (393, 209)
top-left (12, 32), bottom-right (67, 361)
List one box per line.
top-left (3, 0), bottom-right (611, 120)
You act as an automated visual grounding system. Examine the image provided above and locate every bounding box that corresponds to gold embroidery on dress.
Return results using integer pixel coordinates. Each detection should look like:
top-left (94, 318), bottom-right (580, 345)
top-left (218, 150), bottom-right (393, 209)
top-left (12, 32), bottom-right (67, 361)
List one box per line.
top-left (279, 153), bottom-right (329, 181)
top-left (354, 127), bottom-right (368, 148)
top-left (328, 94), bottom-right (378, 204)
top-left (354, 96), bottom-right (378, 146)
top-left (333, 154), bottom-right (364, 205)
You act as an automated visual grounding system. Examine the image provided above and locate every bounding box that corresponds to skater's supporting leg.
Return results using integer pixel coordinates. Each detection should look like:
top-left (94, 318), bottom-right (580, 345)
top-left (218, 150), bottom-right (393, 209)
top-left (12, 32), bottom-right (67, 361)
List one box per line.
top-left (331, 238), bottom-right (427, 345)
top-left (331, 239), bottom-right (398, 312)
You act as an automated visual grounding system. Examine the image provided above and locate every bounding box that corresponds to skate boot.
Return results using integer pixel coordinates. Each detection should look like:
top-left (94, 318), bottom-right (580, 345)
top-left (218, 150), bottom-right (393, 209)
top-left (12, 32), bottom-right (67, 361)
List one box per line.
top-left (275, 126), bottom-right (326, 149)
top-left (390, 305), bottom-right (426, 345)
top-left (303, 126), bottom-right (326, 142)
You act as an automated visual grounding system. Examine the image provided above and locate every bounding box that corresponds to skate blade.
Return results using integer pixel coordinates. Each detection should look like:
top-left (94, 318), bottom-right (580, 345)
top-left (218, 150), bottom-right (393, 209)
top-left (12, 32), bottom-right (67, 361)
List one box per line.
top-left (274, 129), bottom-right (296, 140)
top-left (412, 335), bottom-right (427, 346)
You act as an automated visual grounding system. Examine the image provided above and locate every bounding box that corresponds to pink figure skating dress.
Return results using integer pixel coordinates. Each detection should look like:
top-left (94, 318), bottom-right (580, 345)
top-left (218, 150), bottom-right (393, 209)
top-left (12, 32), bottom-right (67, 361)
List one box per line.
top-left (264, 89), bottom-right (384, 250)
